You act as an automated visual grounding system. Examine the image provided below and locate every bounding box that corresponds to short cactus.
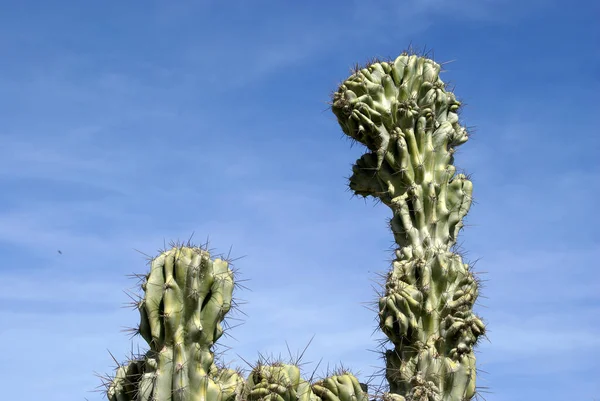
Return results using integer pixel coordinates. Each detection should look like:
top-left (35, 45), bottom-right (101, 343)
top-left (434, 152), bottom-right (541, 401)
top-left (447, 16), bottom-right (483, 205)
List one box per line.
top-left (105, 245), bottom-right (245, 401)
top-left (330, 52), bottom-right (486, 400)
top-left (99, 242), bottom-right (369, 401)
top-left (244, 362), bottom-right (368, 401)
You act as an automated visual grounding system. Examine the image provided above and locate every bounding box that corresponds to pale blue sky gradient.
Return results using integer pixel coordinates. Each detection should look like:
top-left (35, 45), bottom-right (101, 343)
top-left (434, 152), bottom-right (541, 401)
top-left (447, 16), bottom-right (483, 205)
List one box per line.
top-left (1, 1), bottom-right (599, 400)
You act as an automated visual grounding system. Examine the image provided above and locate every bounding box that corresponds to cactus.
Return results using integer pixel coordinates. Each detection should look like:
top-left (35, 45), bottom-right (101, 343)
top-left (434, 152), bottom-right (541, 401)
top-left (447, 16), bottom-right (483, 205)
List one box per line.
top-left (98, 50), bottom-right (486, 401)
top-left (104, 244), bottom-right (245, 401)
top-left (330, 52), bottom-right (486, 400)
top-left (100, 242), bottom-right (369, 401)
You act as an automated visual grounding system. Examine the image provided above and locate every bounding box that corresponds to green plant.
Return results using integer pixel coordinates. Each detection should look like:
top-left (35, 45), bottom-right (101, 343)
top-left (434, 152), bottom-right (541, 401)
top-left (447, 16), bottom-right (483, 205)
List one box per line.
top-left (100, 242), bottom-right (369, 401)
top-left (330, 51), bottom-right (486, 400)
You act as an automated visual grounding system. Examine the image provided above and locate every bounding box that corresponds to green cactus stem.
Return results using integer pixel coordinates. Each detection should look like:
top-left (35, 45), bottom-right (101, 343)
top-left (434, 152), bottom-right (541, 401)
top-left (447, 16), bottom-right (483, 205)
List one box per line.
top-left (331, 53), bottom-right (486, 401)
top-left (106, 245), bottom-right (245, 401)
top-left (102, 243), bottom-right (370, 401)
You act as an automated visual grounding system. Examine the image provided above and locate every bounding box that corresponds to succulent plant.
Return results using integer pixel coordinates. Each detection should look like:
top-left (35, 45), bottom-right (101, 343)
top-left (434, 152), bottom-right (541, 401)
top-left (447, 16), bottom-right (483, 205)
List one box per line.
top-left (330, 52), bottom-right (486, 401)
top-left (104, 244), bottom-right (245, 401)
top-left (100, 242), bottom-right (369, 401)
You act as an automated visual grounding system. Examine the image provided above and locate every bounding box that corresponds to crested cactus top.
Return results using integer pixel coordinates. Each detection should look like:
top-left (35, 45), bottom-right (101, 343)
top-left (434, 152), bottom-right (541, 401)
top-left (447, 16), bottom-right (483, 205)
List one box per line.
top-left (331, 54), bottom-right (468, 164)
top-left (331, 54), bottom-right (473, 257)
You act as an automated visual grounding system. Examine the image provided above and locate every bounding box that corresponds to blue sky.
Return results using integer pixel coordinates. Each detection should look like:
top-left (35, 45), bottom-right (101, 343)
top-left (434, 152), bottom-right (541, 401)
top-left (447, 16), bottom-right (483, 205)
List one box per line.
top-left (1, 0), bottom-right (598, 400)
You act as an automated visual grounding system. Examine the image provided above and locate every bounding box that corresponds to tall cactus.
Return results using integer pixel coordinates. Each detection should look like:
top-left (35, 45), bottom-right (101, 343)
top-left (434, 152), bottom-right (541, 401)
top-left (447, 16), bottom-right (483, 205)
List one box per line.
top-left (330, 52), bottom-right (486, 400)
top-left (100, 242), bottom-right (370, 401)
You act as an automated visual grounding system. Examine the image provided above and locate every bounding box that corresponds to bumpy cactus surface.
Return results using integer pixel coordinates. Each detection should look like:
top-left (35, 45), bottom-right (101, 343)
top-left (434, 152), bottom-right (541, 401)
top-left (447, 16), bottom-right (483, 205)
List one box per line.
top-left (330, 53), bottom-right (486, 401)
top-left (101, 243), bottom-right (369, 401)
top-left (105, 245), bottom-right (244, 401)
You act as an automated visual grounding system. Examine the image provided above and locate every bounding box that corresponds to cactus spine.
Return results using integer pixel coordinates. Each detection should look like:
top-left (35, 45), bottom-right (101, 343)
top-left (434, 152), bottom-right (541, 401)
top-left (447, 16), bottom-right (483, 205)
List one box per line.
top-left (330, 52), bottom-right (486, 401)
top-left (102, 243), bottom-right (369, 401)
